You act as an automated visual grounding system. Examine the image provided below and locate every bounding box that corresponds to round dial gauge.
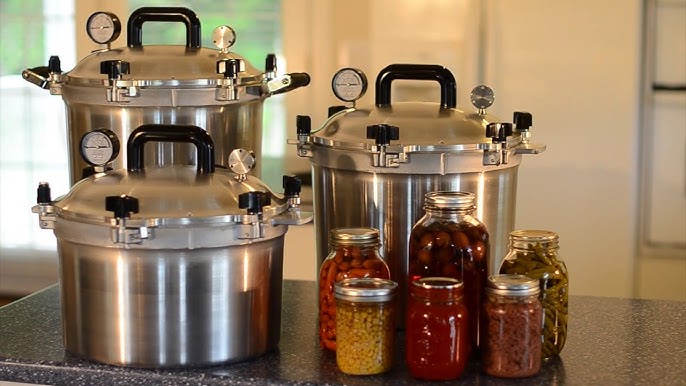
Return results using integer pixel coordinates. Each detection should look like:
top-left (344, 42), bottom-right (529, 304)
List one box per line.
top-left (470, 85), bottom-right (495, 110)
top-left (86, 12), bottom-right (121, 45)
top-left (80, 129), bottom-right (120, 167)
top-left (332, 68), bottom-right (368, 102)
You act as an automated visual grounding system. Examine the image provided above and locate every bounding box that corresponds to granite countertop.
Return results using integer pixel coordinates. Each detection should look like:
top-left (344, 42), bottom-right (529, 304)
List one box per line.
top-left (1, 280), bottom-right (685, 386)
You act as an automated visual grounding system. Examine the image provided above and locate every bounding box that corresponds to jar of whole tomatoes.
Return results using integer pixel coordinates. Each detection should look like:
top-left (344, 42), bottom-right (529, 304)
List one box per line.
top-left (408, 191), bottom-right (488, 351)
top-left (482, 274), bottom-right (542, 378)
top-left (406, 277), bottom-right (469, 381)
top-left (499, 230), bottom-right (569, 360)
top-left (334, 278), bottom-right (397, 375)
top-left (319, 228), bottom-right (390, 351)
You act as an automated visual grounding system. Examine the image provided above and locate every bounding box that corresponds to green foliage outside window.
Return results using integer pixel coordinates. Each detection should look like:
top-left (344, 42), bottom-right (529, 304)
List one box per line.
top-left (0, 0), bottom-right (45, 77)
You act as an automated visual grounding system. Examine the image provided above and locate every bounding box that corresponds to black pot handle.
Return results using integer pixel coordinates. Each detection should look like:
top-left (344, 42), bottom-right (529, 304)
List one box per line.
top-left (127, 7), bottom-right (201, 48)
top-left (127, 124), bottom-right (215, 173)
top-left (375, 64), bottom-right (457, 109)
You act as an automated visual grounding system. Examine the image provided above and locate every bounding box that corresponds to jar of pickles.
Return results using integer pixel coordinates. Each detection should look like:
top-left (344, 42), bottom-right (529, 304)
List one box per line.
top-left (408, 191), bottom-right (488, 351)
top-left (482, 274), bottom-right (542, 378)
top-left (334, 278), bottom-right (397, 375)
top-left (406, 277), bottom-right (469, 381)
top-left (499, 230), bottom-right (568, 359)
top-left (319, 228), bottom-right (390, 351)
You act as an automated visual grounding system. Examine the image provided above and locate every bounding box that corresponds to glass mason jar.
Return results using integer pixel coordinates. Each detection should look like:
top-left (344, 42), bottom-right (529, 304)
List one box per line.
top-left (499, 230), bottom-right (569, 359)
top-left (482, 274), bottom-right (542, 378)
top-left (406, 277), bottom-right (469, 381)
top-left (408, 191), bottom-right (489, 351)
top-left (334, 278), bottom-right (398, 375)
top-left (319, 228), bottom-right (390, 351)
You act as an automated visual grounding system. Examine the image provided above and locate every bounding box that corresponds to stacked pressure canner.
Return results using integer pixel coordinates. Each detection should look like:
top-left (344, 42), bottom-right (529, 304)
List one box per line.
top-left (24, 5), bottom-right (568, 380)
top-left (294, 64), bottom-right (569, 380)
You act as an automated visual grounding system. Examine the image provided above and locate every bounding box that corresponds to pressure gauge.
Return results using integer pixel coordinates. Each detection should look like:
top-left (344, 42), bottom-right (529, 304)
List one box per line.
top-left (470, 85), bottom-right (495, 111)
top-left (86, 12), bottom-right (121, 45)
top-left (332, 68), bottom-right (368, 102)
top-left (80, 129), bottom-right (120, 167)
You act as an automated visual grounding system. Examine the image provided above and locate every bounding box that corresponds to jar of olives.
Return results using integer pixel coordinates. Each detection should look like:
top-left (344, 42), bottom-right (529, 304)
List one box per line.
top-left (499, 230), bottom-right (569, 360)
top-left (319, 228), bottom-right (390, 351)
top-left (408, 191), bottom-right (489, 351)
top-left (334, 278), bottom-right (398, 375)
top-left (406, 277), bottom-right (469, 381)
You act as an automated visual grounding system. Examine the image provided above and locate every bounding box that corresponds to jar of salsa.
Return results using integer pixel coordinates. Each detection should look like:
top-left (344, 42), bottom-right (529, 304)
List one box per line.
top-left (406, 277), bottom-right (469, 381)
top-left (408, 191), bottom-right (489, 351)
top-left (319, 228), bottom-right (390, 351)
top-left (334, 278), bottom-right (397, 375)
top-left (482, 274), bottom-right (542, 378)
top-left (499, 230), bottom-right (569, 360)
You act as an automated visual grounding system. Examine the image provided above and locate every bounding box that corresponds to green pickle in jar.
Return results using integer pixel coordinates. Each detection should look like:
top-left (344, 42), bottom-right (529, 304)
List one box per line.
top-left (499, 230), bottom-right (569, 359)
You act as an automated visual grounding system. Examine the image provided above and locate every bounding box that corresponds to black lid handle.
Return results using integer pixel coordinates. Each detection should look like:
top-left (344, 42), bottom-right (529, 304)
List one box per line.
top-left (127, 124), bottom-right (215, 173)
top-left (105, 195), bottom-right (139, 219)
top-left (127, 7), bottom-right (201, 48)
top-left (375, 64), bottom-right (457, 109)
top-left (238, 191), bottom-right (270, 215)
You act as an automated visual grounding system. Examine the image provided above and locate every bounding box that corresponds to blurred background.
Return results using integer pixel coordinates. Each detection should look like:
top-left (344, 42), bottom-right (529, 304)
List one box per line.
top-left (1, 0), bottom-right (684, 303)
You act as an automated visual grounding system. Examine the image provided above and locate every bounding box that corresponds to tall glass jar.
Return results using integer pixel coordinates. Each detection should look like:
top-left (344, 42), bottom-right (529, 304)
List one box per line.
top-left (334, 278), bottom-right (397, 375)
top-left (499, 230), bottom-right (569, 359)
top-left (408, 191), bottom-right (489, 351)
top-left (319, 228), bottom-right (390, 351)
top-left (482, 274), bottom-right (542, 378)
top-left (406, 277), bottom-right (469, 381)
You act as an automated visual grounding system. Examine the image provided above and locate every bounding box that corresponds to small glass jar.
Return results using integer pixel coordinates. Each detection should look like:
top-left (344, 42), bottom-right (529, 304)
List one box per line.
top-left (408, 191), bottom-right (489, 351)
top-left (482, 274), bottom-right (542, 378)
top-left (499, 230), bottom-right (569, 359)
top-left (406, 277), bottom-right (469, 381)
top-left (334, 278), bottom-right (397, 375)
top-left (319, 228), bottom-right (390, 351)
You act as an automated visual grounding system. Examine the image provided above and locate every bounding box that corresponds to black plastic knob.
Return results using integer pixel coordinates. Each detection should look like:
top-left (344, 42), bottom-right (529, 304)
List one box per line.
top-left (265, 53), bottom-right (277, 73)
top-left (513, 111), bottom-right (533, 132)
top-left (100, 60), bottom-right (130, 79)
top-left (328, 105), bottom-right (347, 117)
top-left (486, 122), bottom-right (513, 143)
top-left (283, 174), bottom-right (302, 196)
top-left (217, 58), bottom-right (241, 78)
top-left (238, 191), bottom-right (270, 215)
top-left (48, 56), bottom-right (61, 73)
top-left (296, 115), bottom-right (311, 136)
top-left (36, 182), bottom-right (51, 204)
top-left (105, 195), bottom-right (139, 219)
top-left (366, 124), bottom-right (399, 146)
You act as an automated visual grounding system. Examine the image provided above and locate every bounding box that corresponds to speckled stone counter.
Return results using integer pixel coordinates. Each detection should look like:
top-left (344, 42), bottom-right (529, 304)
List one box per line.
top-left (1, 280), bottom-right (685, 386)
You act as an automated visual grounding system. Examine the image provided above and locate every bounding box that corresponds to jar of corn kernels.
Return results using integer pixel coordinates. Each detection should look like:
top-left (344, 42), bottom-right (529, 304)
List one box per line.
top-left (334, 278), bottom-right (398, 375)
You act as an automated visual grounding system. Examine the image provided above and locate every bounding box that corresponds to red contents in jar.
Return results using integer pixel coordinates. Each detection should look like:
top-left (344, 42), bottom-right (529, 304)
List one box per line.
top-left (406, 278), bottom-right (469, 381)
top-left (408, 220), bottom-right (488, 351)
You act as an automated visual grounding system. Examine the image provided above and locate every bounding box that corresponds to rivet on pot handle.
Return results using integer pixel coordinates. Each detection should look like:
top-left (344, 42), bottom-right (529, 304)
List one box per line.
top-left (375, 64), bottom-right (457, 109)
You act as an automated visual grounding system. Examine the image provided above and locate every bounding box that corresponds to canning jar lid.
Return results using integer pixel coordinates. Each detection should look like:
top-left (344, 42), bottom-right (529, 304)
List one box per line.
top-left (329, 227), bottom-right (380, 247)
top-left (509, 229), bottom-right (560, 250)
top-left (334, 278), bottom-right (398, 303)
top-left (423, 191), bottom-right (476, 211)
top-left (412, 277), bottom-right (464, 290)
top-left (486, 274), bottom-right (540, 296)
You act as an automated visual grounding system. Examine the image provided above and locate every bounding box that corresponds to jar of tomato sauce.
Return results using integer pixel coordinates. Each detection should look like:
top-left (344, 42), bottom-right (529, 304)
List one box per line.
top-left (406, 277), bottom-right (469, 381)
top-left (319, 228), bottom-right (390, 351)
top-left (408, 191), bottom-right (489, 351)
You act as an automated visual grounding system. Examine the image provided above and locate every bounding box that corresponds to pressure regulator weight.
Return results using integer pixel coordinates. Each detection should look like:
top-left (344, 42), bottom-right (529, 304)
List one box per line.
top-left (332, 68), bottom-right (368, 103)
top-left (80, 129), bottom-right (120, 167)
top-left (86, 12), bottom-right (121, 45)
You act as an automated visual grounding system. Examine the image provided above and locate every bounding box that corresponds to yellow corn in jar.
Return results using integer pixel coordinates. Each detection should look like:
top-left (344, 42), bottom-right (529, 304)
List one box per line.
top-left (333, 278), bottom-right (397, 375)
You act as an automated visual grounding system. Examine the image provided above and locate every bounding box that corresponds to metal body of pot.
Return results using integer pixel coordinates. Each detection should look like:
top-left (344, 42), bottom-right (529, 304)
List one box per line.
top-left (22, 7), bottom-right (309, 185)
top-left (32, 125), bottom-right (312, 367)
top-left (292, 64), bottom-right (545, 320)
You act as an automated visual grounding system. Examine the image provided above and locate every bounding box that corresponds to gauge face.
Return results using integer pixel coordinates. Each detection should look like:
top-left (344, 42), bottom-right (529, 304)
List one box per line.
top-left (332, 68), bottom-right (368, 102)
top-left (86, 12), bottom-right (121, 45)
top-left (470, 85), bottom-right (495, 110)
top-left (80, 129), bottom-right (120, 167)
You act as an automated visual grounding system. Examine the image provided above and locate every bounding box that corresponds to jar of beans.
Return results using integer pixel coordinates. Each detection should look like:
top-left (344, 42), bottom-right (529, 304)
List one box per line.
top-left (319, 228), bottom-right (390, 351)
top-left (408, 191), bottom-right (488, 352)
top-left (482, 274), bottom-right (542, 378)
top-left (499, 230), bottom-right (569, 360)
top-left (334, 278), bottom-right (397, 375)
top-left (406, 277), bottom-right (469, 381)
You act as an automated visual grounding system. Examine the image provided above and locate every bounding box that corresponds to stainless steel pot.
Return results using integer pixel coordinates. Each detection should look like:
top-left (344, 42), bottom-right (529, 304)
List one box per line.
top-left (32, 124), bottom-right (312, 367)
top-left (23, 7), bottom-right (309, 185)
top-left (292, 64), bottom-right (545, 320)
